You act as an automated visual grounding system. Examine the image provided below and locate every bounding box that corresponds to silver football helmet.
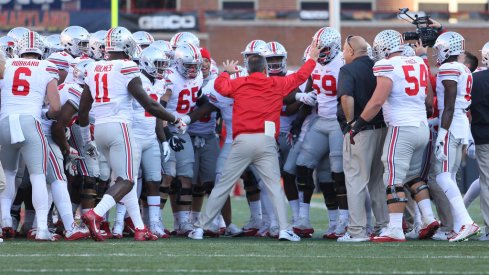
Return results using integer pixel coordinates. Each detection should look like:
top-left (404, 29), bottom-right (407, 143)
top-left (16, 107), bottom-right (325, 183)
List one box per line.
top-left (60, 26), bottom-right (90, 57)
top-left (140, 46), bottom-right (170, 80)
top-left (433, 32), bottom-right (465, 65)
top-left (105, 27), bottom-right (138, 58)
top-left (312, 27), bottom-right (341, 64)
top-left (0, 36), bottom-right (17, 58)
top-left (366, 42), bottom-right (374, 60)
top-left (302, 45), bottom-right (311, 62)
top-left (263, 41), bottom-right (287, 75)
top-left (17, 30), bottom-right (44, 57)
top-left (170, 32), bottom-right (200, 49)
top-left (7, 27), bottom-right (30, 42)
top-left (241, 40), bottom-right (267, 69)
top-left (481, 41), bottom-right (489, 66)
top-left (45, 34), bottom-right (64, 54)
top-left (150, 40), bottom-right (174, 61)
top-left (402, 44), bottom-right (416, 57)
top-left (174, 42), bottom-right (202, 79)
top-left (373, 30), bottom-right (404, 60)
top-left (73, 59), bottom-right (94, 85)
top-left (89, 30), bottom-right (107, 60)
top-left (133, 31), bottom-right (154, 49)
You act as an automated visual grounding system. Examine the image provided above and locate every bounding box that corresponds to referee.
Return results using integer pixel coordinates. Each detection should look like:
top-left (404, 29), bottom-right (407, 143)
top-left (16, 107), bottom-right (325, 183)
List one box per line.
top-left (336, 35), bottom-right (388, 242)
top-left (189, 40), bottom-right (321, 242)
top-left (470, 65), bottom-right (489, 240)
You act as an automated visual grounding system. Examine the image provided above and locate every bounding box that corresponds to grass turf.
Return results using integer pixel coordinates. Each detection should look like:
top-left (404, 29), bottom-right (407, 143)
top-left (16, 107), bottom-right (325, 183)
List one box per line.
top-left (0, 196), bottom-right (487, 275)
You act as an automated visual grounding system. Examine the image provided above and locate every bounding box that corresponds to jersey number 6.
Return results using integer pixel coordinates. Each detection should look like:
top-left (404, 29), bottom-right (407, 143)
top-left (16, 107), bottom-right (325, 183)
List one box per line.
top-left (12, 67), bottom-right (31, 96)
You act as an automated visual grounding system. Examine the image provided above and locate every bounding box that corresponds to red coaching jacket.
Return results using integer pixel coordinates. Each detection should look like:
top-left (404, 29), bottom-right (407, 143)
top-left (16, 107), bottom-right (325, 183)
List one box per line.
top-left (214, 59), bottom-right (316, 140)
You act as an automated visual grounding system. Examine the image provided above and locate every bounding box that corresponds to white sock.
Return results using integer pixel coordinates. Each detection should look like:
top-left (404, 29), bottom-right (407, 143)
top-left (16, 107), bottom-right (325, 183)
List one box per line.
top-left (51, 180), bottom-right (75, 231)
top-left (30, 173), bottom-right (49, 230)
top-left (177, 211), bottom-right (190, 223)
top-left (436, 172), bottom-right (473, 230)
top-left (219, 215), bottom-right (226, 228)
top-left (115, 203), bottom-right (126, 224)
top-left (417, 199), bottom-right (435, 224)
top-left (298, 191), bottom-right (304, 203)
top-left (328, 209), bottom-right (338, 226)
top-left (147, 195), bottom-right (160, 224)
top-left (249, 200), bottom-right (262, 220)
top-left (93, 194), bottom-right (116, 217)
top-left (413, 203), bottom-right (422, 226)
top-left (121, 185), bottom-right (144, 229)
top-left (339, 209), bottom-right (349, 222)
top-left (299, 202), bottom-right (310, 220)
top-left (190, 211), bottom-right (200, 225)
top-left (388, 213), bottom-right (403, 229)
top-left (0, 170), bottom-right (16, 226)
top-left (464, 178), bottom-right (480, 207)
top-left (289, 199), bottom-right (300, 221)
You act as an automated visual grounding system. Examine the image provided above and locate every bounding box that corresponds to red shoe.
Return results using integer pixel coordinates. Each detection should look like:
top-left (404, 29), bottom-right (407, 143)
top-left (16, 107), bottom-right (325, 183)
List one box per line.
top-left (2, 227), bottom-right (15, 239)
top-left (204, 229), bottom-right (220, 238)
top-left (123, 217), bottom-right (136, 236)
top-left (370, 227), bottom-right (406, 243)
top-left (27, 228), bottom-right (37, 240)
top-left (418, 221), bottom-right (440, 240)
top-left (242, 228), bottom-right (259, 236)
top-left (100, 221), bottom-right (113, 239)
top-left (134, 227), bottom-right (158, 241)
top-left (81, 209), bottom-right (105, 241)
top-left (64, 223), bottom-right (90, 241)
top-left (54, 220), bottom-right (65, 235)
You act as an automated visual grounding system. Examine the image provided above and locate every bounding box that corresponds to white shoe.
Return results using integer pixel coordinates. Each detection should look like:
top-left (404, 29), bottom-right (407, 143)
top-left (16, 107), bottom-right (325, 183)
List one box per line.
top-left (278, 229), bottom-right (301, 242)
top-left (35, 228), bottom-right (61, 241)
top-left (371, 226), bottom-right (405, 242)
top-left (334, 218), bottom-right (348, 237)
top-left (150, 221), bottom-right (169, 238)
top-left (337, 232), bottom-right (369, 242)
top-left (405, 225), bottom-right (420, 240)
top-left (268, 225), bottom-right (280, 238)
top-left (0, 237), bottom-right (3, 243)
top-left (256, 220), bottom-right (270, 237)
top-left (224, 224), bottom-right (244, 237)
top-left (431, 229), bottom-right (455, 241)
top-left (64, 223), bottom-right (90, 241)
top-left (478, 232), bottom-right (489, 241)
top-left (177, 221), bottom-right (194, 236)
top-left (112, 220), bottom-right (124, 238)
top-left (449, 223), bottom-right (480, 242)
top-left (188, 228), bottom-right (203, 240)
top-left (242, 217), bottom-right (262, 236)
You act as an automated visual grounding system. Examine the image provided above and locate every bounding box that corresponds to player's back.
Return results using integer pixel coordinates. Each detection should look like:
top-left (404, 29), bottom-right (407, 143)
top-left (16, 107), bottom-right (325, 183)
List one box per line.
top-left (373, 55), bottom-right (428, 127)
top-left (85, 59), bottom-right (140, 125)
top-left (0, 58), bottom-right (59, 120)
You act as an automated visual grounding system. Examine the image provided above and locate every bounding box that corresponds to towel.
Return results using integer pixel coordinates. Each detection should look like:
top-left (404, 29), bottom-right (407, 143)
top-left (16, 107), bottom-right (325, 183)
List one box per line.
top-left (9, 114), bottom-right (25, 144)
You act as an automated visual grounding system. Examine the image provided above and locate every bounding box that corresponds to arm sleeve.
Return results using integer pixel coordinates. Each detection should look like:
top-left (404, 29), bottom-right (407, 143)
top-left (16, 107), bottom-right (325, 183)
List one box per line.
top-left (120, 60), bottom-right (141, 87)
top-left (214, 72), bottom-right (234, 97)
top-left (45, 61), bottom-right (60, 81)
top-left (337, 67), bottom-right (355, 98)
top-left (65, 85), bottom-right (82, 111)
top-left (280, 59), bottom-right (316, 96)
top-left (438, 63), bottom-right (461, 83)
top-left (47, 52), bottom-right (72, 71)
top-left (373, 59), bottom-right (395, 81)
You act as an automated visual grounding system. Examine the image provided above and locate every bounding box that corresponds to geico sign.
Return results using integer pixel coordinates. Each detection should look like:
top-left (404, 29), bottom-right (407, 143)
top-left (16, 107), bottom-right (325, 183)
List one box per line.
top-left (139, 15), bottom-right (196, 30)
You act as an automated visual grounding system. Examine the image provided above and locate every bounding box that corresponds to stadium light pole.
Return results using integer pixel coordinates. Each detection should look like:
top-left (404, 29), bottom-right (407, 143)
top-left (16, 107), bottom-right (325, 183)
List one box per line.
top-left (111, 0), bottom-right (119, 27)
top-left (330, 0), bottom-right (341, 32)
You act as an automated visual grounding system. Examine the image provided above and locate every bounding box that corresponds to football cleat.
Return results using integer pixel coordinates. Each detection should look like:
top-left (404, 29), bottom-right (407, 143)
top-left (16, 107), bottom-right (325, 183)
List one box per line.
top-left (405, 225), bottom-right (420, 240)
top-left (371, 227), bottom-right (406, 243)
top-left (278, 229), bottom-right (301, 242)
top-left (100, 221), bottom-right (113, 239)
top-left (242, 217), bottom-right (262, 236)
top-left (188, 228), bottom-right (203, 240)
top-left (27, 228), bottom-right (37, 240)
top-left (81, 209), bottom-right (106, 241)
top-left (112, 220), bottom-right (124, 239)
top-left (334, 218), bottom-right (348, 238)
top-left (2, 227), bottom-right (15, 239)
top-left (204, 229), bottom-right (220, 238)
top-left (35, 228), bottom-right (61, 242)
top-left (64, 223), bottom-right (90, 241)
top-left (337, 232), bottom-right (369, 242)
top-left (224, 224), bottom-right (244, 237)
top-left (176, 221), bottom-right (194, 236)
top-left (134, 227), bottom-right (158, 241)
top-left (418, 220), bottom-right (440, 240)
top-left (150, 221), bottom-right (170, 239)
top-left (322, 223), bottom-right (338, 239)
top-left (268, 225), bottom-right (280, 239)
top-left (54, 220), bottom-right (65, 236)
top-left (478, 229), bottom-right (489, 241)
top-left (123, 217), bottom-right (136, 236)
top-left (431, 229), bottom-right (456, 241)
top-left (292, 217), bottom-right (314, 238)
top-left (449, 223), bottom-right (480, 242)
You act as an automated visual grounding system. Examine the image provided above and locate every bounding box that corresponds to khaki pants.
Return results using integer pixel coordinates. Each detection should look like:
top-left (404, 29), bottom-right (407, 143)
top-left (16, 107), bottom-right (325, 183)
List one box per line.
top-left (344, 128), bottom-right (389, 237)
top-left (476, 144), bottom-right (489, 232)
top-left (198, 133), bottom-right (288, 231)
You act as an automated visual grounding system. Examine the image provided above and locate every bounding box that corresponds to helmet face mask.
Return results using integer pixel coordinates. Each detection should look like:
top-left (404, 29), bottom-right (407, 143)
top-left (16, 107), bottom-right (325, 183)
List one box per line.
top-left (318, 47), bottom-right (332, 65)
top-left (313, 27), bottom-right (341, 65)
top-left (61, 26), bottom-right (90, 57)
top-left (0, 36), bottom-right (17, 59)
top-left (140, 46), bottom-right (170, 80)
top-left (174, 43), bottom-right (202, 79)
top-left (263, 41), bottom-right (287, 75)
top-left (432, 32), bottom-right (465, 65)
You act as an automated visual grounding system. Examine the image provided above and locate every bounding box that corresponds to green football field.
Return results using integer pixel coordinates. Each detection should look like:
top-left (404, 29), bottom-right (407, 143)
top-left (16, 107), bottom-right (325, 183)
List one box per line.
top-left (0, 196), bottom-right (487, 275)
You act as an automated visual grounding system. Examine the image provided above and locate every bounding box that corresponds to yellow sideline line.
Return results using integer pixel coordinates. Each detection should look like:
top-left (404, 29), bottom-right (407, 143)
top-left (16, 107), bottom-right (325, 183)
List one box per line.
top-left (111, 0), bottom-right (118, 27)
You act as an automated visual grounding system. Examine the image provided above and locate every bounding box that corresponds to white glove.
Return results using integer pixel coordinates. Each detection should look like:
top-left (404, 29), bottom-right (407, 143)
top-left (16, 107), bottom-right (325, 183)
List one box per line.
top-left (84, 141), bottom-right (99, 158)
top-left (161, 141), bottom-right (171, 163)
top-left (181, 115), bottom-right (191, 125)
top-left (64, 127), bottom-right (71, 141)
top-left (466, 141), bottom-right (476, 160)
top-left (295, 92), bottom-right (317, 106)
top-left (173, 118), bottom-right (187, 135)
top-left (64, 147), bottom-right (84, 176)
top-left (435, 128), bottom-right (448, 161)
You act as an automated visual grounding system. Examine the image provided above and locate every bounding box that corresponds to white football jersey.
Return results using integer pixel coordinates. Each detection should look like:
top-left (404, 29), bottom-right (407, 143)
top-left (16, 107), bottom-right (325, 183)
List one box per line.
top-left (436, 61), bottom-right (472, 139)
top-left (313, 53), bottom-right (344, 119)
top-left (209, 88), bottom-right (234, 144)
top-left (132, 73), bottom-right (161, 139)
top-left (373, 55), bottom-right (428, 127)
top-left (41, 82), bottom-right (82, 135)
top-left (47, 51), bottom-right (73, 72)
top-left (65, 55), bottom-right (92, 84)
top-left (165, 68), bottom-right (203, 131)
top-left (0, 58), bottom-right (59, 120)
top-left (188, 76), bottom-right (217, 135)
top-left (85, 59), bottom-right (140, 125)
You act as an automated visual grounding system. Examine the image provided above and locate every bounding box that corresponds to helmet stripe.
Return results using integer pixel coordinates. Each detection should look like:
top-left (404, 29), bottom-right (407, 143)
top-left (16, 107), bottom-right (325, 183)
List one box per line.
top-left (271, 42), bottom-right (276, 54)
top-left (173, 33), bottom-right (183, 47)
top-left (29, 31), bottom-right (34, 48)
top-left (146, 32), bottom-right (153, 42)
top-left (314, 28), bottom-right (326, 47)
top-left (250, 40), bottom-right (256, 52)
top-left (106, 28), bottom-right (115, 48)
top-left (188, 43), bottom-right (198, 60)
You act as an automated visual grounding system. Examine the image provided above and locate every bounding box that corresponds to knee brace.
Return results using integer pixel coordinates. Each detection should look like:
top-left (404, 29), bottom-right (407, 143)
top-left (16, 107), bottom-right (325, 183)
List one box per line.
top-left (332, 172), bottom-right (346, 195)
top-left (177, 187), bottom-right (192, 206)
top-left (81, 176), bottom-right (97, 202)
top-left (404, 177), bottom-right (429, 199)
top-left (192, 184), bottom-right (206, 198)
top-left (319, 182), bottom-right (338, 209)
top-left (202, 181), bottom-right (215, 195)
top-left (386, 185), bottom-right (408, 205)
